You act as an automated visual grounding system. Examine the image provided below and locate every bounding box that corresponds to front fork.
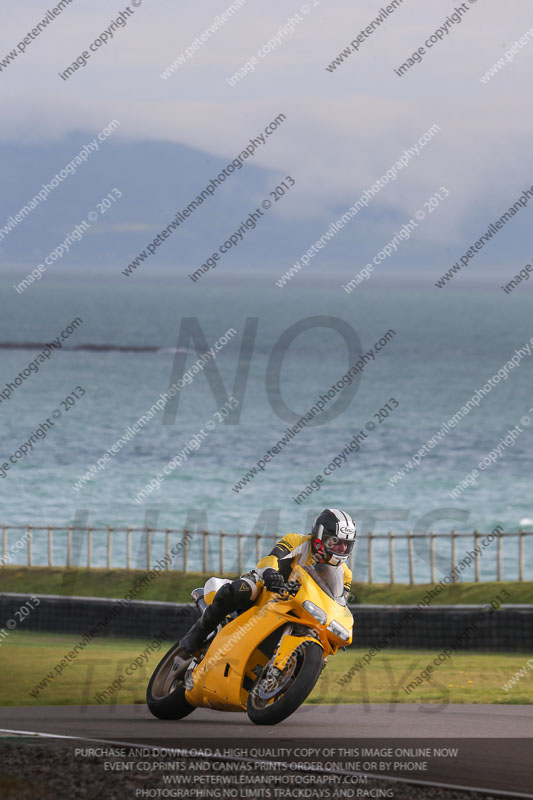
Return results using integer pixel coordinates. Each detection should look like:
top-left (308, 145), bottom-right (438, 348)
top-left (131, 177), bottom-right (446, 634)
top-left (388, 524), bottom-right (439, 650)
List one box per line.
top-left (269, 626), bottom-right (323, 673)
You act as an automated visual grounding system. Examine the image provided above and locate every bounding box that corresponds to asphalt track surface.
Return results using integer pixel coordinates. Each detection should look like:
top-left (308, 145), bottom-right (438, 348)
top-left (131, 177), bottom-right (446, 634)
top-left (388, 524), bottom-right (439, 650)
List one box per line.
top-left (1, 704), bottom-right (533, 797)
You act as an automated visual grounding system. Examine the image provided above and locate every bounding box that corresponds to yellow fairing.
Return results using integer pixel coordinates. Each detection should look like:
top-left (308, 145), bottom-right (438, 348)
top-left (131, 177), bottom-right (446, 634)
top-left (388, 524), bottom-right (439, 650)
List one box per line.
top-left (184, 564), bottom-right (353, 711)
top-left (270, 565), bottom-right (353, 664)
top-left (184, 599), bottom-right (283, 710)
top-left (270, 633), bottom-right (317, 672)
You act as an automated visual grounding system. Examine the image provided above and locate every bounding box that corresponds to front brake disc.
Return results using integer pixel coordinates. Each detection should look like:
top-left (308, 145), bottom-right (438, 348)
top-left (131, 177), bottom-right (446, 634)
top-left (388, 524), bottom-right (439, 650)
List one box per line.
top-left (257, 654), bottom-right (298, 700)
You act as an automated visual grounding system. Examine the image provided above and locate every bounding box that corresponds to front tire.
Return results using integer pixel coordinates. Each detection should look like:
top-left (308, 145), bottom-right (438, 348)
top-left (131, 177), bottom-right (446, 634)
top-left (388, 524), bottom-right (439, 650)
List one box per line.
top-left (247, 641), bottom-right (323, 726)
top-left (146, 642), bottom-right (196, 720)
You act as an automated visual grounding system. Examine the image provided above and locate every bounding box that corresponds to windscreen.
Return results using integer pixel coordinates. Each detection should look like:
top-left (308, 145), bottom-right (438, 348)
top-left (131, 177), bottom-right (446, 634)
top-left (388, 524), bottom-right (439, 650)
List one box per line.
top-left (304, 563), bottom-right (346, 606)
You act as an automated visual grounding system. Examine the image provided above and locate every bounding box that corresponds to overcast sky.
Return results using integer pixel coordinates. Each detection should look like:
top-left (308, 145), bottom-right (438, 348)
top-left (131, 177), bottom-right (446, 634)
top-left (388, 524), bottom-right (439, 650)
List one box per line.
top-left (2, 0), bottom-right (533, 275)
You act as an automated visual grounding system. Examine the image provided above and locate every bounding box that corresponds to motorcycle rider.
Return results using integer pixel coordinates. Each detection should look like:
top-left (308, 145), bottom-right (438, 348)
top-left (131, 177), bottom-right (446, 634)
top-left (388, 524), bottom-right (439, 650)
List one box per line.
top-left (178, 508), bottom-right (356, 658)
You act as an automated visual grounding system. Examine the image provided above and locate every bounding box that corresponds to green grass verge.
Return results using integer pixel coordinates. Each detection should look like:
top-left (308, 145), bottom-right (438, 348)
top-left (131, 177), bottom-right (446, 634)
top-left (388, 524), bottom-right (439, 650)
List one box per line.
top-left (349, 580), bottom-right (533, 605)
top-left (1, 566), bottom-right (531, 605)
top-left (0, 566), bottom-right (212, 604)
top-left (1, 631), bottom-right (531, 707)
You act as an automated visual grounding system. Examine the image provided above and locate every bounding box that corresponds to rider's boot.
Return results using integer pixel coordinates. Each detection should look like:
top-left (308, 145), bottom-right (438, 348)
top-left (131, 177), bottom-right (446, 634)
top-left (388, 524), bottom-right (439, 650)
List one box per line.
top-left (178, 579), bottom-right (253, 658)
top-left (178, 603), bottom-right (221, 657)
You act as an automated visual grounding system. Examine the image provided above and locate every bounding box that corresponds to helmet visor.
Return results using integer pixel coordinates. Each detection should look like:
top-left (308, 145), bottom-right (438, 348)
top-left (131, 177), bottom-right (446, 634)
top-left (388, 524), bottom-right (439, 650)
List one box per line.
top-left (324, 534), bottom-right (354, 557)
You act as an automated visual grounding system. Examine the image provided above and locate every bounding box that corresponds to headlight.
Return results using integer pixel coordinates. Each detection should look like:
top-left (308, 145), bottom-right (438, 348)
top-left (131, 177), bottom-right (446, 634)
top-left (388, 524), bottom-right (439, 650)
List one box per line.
top-left (302, 601), bottom-right (327, 625)
top-left (327, 620), bottom-right (351, 641)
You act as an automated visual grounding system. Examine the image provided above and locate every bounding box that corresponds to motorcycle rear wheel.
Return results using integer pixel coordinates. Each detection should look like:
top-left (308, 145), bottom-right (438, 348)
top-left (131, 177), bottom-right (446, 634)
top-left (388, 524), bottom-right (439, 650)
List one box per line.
top-left (146, 642), bottom-right (196, 720)
top-left (247, 641), bottom-right (323, 726)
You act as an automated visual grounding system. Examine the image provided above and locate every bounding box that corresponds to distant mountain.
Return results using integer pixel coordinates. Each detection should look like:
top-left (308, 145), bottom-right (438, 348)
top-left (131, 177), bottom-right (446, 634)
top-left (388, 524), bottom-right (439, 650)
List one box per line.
top-left (0, 133), bottom-right (387, 276)
top-left (2, 134), bottom-right (525, 280)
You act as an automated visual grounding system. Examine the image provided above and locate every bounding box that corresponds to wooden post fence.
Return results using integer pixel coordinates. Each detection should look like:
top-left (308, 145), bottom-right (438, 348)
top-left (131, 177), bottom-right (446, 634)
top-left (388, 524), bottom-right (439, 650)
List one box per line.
top-left (165, 529), bottom-right (171, 569)
top-left (27, 525), bottom-right (32, 567)
top-left (183, 529), bottom-right (189, 573)
top-left (451, 530), bottom-right (457, 582)
top-left (107, 526), bottom-right (113, 570)
top-left (145, 527), bottom-right (151, 570)
top-left (126, 527), bottom-right (132, 570)
top-left (474, 530), bottom-right (480, 582)
top-left (388, 531), bottom-right (395, 585)
top-left (48, 525), bottom-right (53, 567)
top-left (407, 530), bottom-right (414, 585)
top-left (87, 526), bottom-right (92, 569)
top-left (202, 531), bottom-right (208, 574)
top-left (0, 525), bottom-right (530, 583)
top-left (67, 525), bottom-right (72, 568)
top-left (237, 533), bottom-right (243, 575)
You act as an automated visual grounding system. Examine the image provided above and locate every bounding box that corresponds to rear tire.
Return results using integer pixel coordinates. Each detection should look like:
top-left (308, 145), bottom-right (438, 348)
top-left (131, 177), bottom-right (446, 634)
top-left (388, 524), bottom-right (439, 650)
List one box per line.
top-left (247, 641), bottom-right (323, 726)
top-left (146, 642), bottom-right (196, 720)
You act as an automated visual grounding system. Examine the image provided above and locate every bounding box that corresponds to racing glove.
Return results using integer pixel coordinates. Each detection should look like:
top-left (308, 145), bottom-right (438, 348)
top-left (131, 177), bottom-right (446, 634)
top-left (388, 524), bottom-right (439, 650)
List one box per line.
top-left (263, 568), bottom-right (285, 592)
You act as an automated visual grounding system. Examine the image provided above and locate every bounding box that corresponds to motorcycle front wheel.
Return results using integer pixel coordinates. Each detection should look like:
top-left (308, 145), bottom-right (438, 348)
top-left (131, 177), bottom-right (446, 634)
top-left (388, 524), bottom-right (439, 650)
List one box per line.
top-left (146, 642), bottom-right (196, 720)
top-left (247, 641), bottom-right (323, 726)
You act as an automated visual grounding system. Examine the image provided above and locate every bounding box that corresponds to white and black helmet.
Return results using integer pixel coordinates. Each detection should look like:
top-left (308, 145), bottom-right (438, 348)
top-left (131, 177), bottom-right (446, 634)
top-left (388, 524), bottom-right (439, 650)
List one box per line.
top-left (311, 508), bottom-right (356, 566)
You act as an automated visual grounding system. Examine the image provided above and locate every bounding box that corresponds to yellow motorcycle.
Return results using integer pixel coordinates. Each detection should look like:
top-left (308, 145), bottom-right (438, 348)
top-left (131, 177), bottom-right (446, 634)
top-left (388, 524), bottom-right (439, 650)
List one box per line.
top-left (146, 563), bottom-right (353, 725)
